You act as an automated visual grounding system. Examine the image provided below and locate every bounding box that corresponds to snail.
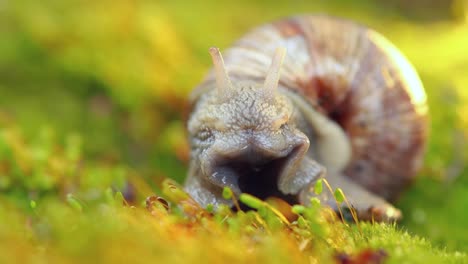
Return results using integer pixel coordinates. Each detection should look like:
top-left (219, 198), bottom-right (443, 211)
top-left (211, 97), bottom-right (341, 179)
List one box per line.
top-left (184, 15), bottom-right (428, 222)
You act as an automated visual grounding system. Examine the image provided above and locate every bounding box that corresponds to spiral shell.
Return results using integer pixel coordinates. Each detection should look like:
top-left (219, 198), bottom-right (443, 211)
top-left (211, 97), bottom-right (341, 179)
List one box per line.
top-left (191, 15), bottom-right (428, 200)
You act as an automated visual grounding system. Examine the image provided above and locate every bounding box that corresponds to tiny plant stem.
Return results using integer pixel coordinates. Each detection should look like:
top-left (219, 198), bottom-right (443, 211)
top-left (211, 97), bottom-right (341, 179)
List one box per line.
top-left (322, 179), bottom-right (362, 235)
top-left (341, 194), bottom-right (362, 235)
top-left (322, 179), bottom-right (346, 225)
top-left (264, 203), bottom-right (291, 226)
top-left (223, 187), bottom-right (241, 211)
top-left (232, 195), bottom-right (241, 212)
top-left (253, 213), bottom-right (270, 234)
top-left (239, 193), bottom-right (290, 226)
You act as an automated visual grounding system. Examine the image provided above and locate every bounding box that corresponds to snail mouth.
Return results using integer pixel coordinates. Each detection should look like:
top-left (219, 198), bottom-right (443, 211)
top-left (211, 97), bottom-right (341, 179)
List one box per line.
top-left (213, 152), bottom-right (298, 204)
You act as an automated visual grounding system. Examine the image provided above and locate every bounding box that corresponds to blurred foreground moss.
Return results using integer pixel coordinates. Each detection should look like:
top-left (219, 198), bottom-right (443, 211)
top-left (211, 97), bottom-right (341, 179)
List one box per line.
top-left (0, 124), bottom-right (466, 263)
top-left (0, 183), bottom-right (466, 264)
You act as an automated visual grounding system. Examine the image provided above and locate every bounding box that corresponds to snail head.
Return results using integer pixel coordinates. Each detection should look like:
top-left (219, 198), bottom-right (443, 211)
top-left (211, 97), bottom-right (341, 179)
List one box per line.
top-left (188, 47), bottom-right (310, 199)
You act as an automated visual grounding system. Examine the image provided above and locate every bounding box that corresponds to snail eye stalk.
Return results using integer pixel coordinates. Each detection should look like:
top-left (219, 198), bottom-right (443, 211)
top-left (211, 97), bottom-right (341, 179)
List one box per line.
top-left (263, 47), bottom-right (286, 99)
top-left (209, 47), bottom-right (233, 102)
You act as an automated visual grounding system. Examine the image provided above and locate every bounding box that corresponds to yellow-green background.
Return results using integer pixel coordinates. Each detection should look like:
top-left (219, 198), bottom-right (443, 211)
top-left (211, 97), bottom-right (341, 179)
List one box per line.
top-left (0, 0), bottom-right (467, 262)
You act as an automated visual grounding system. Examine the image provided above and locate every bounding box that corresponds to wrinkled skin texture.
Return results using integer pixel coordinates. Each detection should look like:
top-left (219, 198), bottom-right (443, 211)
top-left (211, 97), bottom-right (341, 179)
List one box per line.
top-left (185, 83), bottom-right (325, 206)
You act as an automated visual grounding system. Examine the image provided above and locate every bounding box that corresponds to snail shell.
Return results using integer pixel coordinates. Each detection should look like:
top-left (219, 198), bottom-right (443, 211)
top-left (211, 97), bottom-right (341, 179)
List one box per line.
top-left (187, 15), bottom-right (428, 216)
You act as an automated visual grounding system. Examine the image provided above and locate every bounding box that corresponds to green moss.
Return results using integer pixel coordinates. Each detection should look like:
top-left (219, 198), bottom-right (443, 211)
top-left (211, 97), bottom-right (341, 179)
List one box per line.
top-left (1, 0), bottom-right (467, 263)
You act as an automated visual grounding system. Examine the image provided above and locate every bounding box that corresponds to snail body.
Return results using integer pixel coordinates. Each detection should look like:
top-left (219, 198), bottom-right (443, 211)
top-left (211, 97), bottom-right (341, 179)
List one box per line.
top-left (185, 15), bottom-right (428, 222)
